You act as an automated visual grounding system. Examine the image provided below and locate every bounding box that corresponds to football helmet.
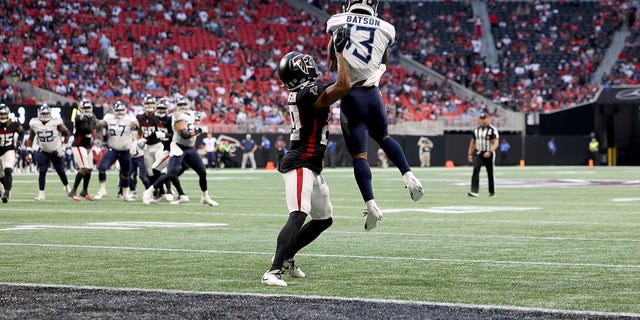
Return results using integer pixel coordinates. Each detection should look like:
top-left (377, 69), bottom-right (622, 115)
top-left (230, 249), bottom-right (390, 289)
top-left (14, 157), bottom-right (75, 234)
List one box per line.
top-left (343, 0), bottom-right (378, 16)
top-left (176, 96), bottom-right (190, 112)
top-left (156, 97), bottom-right (169, 117)
top-left (0, 104), bottom-right (9, 123)
top-left (38, 104), bottom-right (52, 122)
top-left (113, 101), bottom-right (126, 118)
top-left (277, 52), bottom-right (318, 91)
top-left (80, 99), bottom-right (93, 115)
top-left (142, 94), bottom-right (156, 113)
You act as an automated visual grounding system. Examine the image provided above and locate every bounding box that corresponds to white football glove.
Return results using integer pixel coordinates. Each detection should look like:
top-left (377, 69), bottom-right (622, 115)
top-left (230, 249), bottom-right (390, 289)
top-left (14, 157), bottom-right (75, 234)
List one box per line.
top-left (137, 138), bottom-right (147, 147)
top-left (56, 147), bottom-right (66, 158)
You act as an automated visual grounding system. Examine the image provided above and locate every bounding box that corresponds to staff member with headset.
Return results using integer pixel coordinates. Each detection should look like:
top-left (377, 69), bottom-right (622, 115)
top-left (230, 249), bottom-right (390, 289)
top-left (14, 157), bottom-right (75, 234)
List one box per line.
top-left (467, 111), bottom-right (499, 197)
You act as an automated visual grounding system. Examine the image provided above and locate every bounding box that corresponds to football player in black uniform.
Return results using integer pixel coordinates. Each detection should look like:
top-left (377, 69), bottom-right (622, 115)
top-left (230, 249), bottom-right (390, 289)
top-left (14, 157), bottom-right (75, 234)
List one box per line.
top-left (68, 99), bottom-right (97, 201)
top-left (261, 27), bottom-right (351, 286)
top-left (0, 104), bottom-right (25, 203)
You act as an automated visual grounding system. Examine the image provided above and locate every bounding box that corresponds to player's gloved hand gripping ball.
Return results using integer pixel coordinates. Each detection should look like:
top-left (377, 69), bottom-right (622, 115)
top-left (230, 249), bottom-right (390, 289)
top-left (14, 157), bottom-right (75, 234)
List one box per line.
top-left (334, 26), bottom-right (348, 53)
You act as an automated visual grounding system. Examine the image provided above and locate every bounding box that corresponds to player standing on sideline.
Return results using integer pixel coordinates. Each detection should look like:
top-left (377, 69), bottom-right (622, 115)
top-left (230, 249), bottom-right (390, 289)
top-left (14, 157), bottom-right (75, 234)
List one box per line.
top-left (261, 28), bottom-right (352, 286)
top-left (142, 96), bottom-right (217, 206)
top-left (26, 104), bottom-right (72, 200)
top-left (68, 99), bottom-right (97, 201)
top-left (0, 104), bottom-right (25, 203)
top-left (326, 0), bottom-right (424, 231)
top-left (94, 101), bottom-right (139, 201)
top-left (467, 112), bottom-right (499, 197)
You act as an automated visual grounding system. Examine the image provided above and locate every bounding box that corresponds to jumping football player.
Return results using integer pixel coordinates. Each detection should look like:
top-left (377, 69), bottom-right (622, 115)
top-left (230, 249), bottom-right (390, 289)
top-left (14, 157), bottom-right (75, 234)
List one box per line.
top-left (326, 0), bottom-right (424, 231)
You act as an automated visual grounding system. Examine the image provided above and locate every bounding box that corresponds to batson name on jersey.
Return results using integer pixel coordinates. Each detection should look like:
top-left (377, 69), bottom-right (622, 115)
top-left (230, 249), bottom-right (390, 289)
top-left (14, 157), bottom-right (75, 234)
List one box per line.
top-left (72, 113), bottom-right (96, 148)
top-left (326, 13), bottom-right (395, 87)
top-left (29, 117), bottom-right (64, 153)
top-left (278, 80), bottom-right (331, 175)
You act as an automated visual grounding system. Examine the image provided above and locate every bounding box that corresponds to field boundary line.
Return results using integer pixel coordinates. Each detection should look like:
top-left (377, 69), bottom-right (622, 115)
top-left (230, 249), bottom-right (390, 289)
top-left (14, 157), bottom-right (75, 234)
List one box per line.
top-left (2, 242), bottom-right (640, 269)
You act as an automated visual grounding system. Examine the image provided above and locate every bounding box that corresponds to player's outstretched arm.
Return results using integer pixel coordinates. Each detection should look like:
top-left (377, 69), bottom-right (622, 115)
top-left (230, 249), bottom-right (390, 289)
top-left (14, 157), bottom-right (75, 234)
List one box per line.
top-left (316, 27), bottom-right (351, 109)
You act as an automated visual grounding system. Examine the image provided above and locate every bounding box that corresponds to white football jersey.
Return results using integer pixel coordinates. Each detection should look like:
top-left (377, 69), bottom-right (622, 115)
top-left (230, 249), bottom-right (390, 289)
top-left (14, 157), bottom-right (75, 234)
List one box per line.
top-left (104, 113), bottom-right (137, 151)
top-left (172, 111), bottom-right (196, 147)
top-left (327, 12), bottom-right (395, 86)
top-left (29, 117), bottom-right (64, 153)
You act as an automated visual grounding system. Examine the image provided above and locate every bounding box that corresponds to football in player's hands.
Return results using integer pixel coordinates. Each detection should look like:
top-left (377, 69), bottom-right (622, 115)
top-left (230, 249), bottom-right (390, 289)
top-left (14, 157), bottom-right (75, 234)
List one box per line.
top-left (334, 26), bottom-right (348, 53)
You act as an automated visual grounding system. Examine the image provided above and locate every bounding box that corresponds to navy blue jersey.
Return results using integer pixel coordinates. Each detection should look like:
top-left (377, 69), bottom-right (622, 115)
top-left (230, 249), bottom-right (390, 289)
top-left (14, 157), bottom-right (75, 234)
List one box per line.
top-left (72, 114), bottom-right (96, 148)
top-left (278, 80), bottom-right (332, 174)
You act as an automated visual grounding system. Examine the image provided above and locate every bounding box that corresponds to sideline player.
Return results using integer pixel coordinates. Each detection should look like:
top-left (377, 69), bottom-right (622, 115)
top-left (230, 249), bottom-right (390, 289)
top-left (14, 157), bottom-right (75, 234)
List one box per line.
top-left (326, 0), bottom-right (424, 231)
top-left (68, 99), bottom-right (97, 201)
top-left (94, 101), bottom-right (138, 201)
top-left (0, 104), bottom-right (25, 203)
top-left (261, 27), bottom-right (351, 286)
top-left (142, 96), bottom-right (217, 206)
top-left (26, 104), bottom-right (71, 200)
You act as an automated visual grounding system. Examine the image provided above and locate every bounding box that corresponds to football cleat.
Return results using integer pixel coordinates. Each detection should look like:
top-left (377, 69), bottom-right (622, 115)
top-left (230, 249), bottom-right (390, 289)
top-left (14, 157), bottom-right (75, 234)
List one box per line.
top-left (489, 193), bottom-right (496, 198)
top-left (201, 191), bottom-right (219, 207)
top-left (64, 184), bottom-right (71, 195)
top-left (1, 191), bottom-right (10, 203)
top-left (363, 200), bottom-right (383, 231)
top-left (94, 189), bottom-right (107, 200)
top-left (283, 259), bottom-right (305, 278)
top-left (170, 195), bottom-right (190, 205)
top-left (164, 193), bottom-right (174, 202)
top-left (34, 191), bottom-right (46, 201)
top-left (467, 192), bottom-right (479, 197)
top-left (79, 191), bottom-right (94, 201)
top-left (142, 188), bottom-right (155, 205)
top-left (261, 270), bottom-right (287, 287)
top-left (403, 171), bottom-right (424, 202)
top-left (68, 191), bottom-right (81, 202)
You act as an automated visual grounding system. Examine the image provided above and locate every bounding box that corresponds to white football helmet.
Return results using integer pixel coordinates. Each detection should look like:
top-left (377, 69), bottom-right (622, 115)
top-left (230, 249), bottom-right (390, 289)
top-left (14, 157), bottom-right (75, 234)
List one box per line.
top-left (0, 104), bottom-right (9, 123)
top-left (38, 104), bottom-right (52, 122)
top-left (176, 96), bottom-right (191, 112)
top-left (142, 94), bottom-right (156, 113)
top-left (113, 100), bottom-right (126, 118)
top-left (80, 99), bottom-right (93, 115)
top-left (155, 97), bottom-right (169, 118)
top-left (343, 0), bottom-right (378, 16)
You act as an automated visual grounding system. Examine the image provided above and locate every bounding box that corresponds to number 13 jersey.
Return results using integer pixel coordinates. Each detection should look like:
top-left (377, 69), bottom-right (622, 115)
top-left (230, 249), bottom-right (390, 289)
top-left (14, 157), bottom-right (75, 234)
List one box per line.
top-left (326, 12), bottom-right (395, 87)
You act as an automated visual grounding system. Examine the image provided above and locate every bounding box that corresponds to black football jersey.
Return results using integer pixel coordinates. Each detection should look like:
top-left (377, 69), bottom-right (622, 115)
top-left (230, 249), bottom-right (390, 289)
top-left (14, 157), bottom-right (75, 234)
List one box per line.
top-left (137, 113), bottom-right (161, 145)
top-left (278, 80), bottom-right (332, 174)
top-left (156, 115), bottom-right (173, 150)
top-left (72, 114), bottom-right (96, 148)
top-left (0, 121), bottom-right (22, 155)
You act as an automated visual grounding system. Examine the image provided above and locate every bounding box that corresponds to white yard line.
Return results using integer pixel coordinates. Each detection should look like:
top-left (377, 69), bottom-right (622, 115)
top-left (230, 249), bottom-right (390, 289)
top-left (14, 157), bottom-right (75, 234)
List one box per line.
top-left (0, 282), bottom-right (638, 318)
top-left (1, 242), bottom-right (640, 269)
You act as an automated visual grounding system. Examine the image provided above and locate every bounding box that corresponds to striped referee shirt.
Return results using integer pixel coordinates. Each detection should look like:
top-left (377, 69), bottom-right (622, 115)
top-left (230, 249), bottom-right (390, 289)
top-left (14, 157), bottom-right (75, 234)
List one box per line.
top-left (472, 125), bottom-right (499, 152)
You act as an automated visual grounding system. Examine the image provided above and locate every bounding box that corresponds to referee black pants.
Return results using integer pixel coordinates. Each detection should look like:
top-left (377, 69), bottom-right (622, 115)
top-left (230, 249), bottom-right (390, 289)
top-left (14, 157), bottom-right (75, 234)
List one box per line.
top-left (470, 152), bottom-right (495, 194)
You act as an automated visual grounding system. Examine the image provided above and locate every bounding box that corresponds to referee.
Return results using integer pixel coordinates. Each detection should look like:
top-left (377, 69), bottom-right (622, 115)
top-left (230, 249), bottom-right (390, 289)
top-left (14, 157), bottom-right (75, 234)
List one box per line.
top-left (467, 112), bottom-right (499, 197)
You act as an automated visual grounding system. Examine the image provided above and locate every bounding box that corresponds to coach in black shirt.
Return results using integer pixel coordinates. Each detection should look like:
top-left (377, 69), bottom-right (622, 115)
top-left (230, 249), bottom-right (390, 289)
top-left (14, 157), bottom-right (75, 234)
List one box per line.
top-left (467, 112), bottom-right (499, 197)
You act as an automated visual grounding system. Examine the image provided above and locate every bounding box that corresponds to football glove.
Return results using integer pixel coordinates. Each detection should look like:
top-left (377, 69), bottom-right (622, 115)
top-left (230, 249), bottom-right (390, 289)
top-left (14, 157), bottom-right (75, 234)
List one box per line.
top-left (334, 26), bottom-right (348, 53)
top-left (195, 127), bottom-right (203, 135)
top-left (155, 131), bottom-right (166, 140)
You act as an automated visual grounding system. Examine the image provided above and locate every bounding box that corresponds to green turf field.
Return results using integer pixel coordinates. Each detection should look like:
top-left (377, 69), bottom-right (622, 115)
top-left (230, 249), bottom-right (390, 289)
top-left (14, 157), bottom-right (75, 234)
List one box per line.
top-left (1, 166), bottom-right (639, 314)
